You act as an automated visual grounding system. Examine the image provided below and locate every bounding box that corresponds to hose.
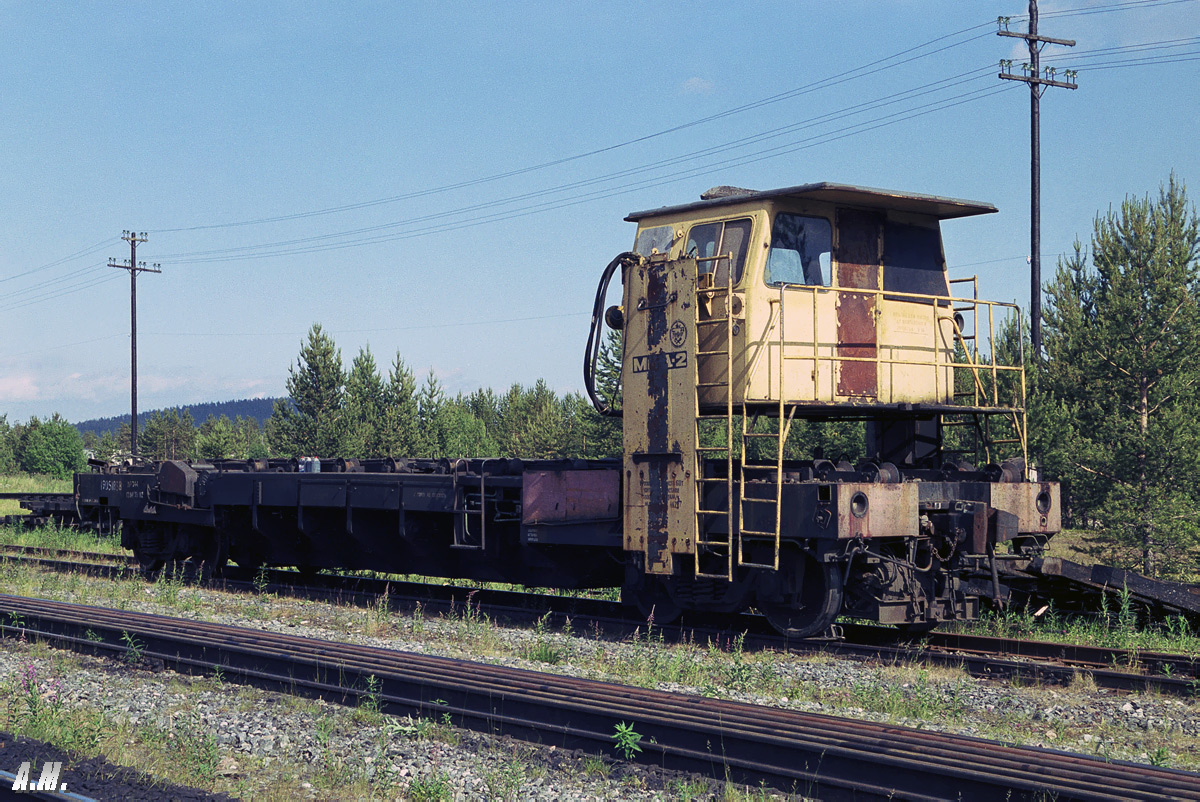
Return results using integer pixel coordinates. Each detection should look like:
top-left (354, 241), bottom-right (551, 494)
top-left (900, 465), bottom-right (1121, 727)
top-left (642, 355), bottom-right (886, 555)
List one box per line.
top-left (584, 251), bottom-right (641, 416)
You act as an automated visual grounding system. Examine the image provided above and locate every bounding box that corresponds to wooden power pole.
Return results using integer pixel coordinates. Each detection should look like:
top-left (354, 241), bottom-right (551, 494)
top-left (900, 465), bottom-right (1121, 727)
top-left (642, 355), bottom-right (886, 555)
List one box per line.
top-left (998, 0), bottom-right (1077, 356)
top-left (109, 231), bottom-right (161, 457)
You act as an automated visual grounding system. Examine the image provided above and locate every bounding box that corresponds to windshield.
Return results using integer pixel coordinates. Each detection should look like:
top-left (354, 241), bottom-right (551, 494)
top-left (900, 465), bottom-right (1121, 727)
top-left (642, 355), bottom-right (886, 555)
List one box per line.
top-left (765, 213), bottom-right (831, 286)
top-left (686, 218), bottom-right (752, 286)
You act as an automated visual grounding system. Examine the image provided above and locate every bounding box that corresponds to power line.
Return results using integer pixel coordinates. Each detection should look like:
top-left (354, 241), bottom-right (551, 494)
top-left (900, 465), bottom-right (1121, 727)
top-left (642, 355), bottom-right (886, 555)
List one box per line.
top-left (157, 77), bottom-right (1007, 264)
top-left (148, 1), bottom-right (1188, 236)
top-left (1, 333), bottom-right (125, 361)
top-left (143, 311), bottom-right (591, 339)
top-left (151, 36), bottom-right (1189, 265)
top-left (150, 25), bottom-right (996, 234)
top-left (0, 269), bottom-right (119, 313)
top-left (0, 238), bottom-right (117, 284)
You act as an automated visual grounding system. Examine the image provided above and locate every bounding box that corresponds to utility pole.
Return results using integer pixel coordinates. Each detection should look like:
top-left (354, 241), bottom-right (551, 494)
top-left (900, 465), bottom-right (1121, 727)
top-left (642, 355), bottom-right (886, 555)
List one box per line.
top-left (108, 231), bottom-right (161, 458)
top-left (998, 0), bottom-right (1077, 357)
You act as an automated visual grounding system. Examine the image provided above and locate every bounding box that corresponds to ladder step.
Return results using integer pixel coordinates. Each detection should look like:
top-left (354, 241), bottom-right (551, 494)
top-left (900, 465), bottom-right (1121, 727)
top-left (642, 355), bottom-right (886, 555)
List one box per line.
top-left (739, 560), bottom-right (778, 570)
top-left (740, 498), bottom-right (777, 505)
top-left (695, 446), bottom-right (731, 453)
top-left (696, 476), bottom-right (731, 484)
top-left (742, 432), bottom-right (781, 438)
top-left (697, 349), bottom-right (729, 356)
top-left (696, 382), bottom-right (729, 388)
top-left (739, 530), bottom-right (778, 538)
top-left (697, 508), bottom-right (731, 516)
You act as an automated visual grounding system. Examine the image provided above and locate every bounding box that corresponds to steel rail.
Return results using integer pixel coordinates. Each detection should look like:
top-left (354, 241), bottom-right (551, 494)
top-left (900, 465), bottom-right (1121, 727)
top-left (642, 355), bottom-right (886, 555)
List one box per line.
top-left (0, 544), bottom-right (135, 566)
top-left (0, 594), bottom-right (1197, 801)
top-left (6, 550), bottom-right (1198, 695)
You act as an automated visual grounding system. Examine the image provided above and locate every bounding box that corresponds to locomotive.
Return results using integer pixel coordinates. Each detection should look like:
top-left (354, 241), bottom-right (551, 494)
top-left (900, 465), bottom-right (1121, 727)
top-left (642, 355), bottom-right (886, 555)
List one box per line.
top-left (71, 183), bottom-right (1061, 637)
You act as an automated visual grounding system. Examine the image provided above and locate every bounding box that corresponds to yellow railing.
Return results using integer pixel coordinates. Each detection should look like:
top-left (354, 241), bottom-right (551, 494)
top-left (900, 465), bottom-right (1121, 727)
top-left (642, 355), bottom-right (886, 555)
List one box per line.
top-left (718, 281), bottom-right (1028, 464)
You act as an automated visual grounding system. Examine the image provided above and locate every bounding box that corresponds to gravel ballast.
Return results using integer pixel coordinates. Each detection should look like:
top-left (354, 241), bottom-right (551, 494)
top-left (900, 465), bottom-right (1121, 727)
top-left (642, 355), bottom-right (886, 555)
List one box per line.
top-left (0, 566), bottom-right (1197, 799)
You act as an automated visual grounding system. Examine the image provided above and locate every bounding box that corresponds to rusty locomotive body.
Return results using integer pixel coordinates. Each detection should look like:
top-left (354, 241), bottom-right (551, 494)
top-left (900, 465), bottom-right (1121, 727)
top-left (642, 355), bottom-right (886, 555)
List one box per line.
top-left (70, 184), bottom-right (1063, 636)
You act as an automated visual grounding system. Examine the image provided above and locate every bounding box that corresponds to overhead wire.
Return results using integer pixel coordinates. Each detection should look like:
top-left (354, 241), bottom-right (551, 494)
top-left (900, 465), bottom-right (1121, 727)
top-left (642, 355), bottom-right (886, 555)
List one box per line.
top-left (4, 2), bottom-right (1194, 327)
top-left (147, 0), bottom-right (1194, 235)
top-left (151, 25), bottom-right (997, 234)
top-left (0, 238), bottom-right (118, 284)
top-left (157, 71), bottom-right (1006, 263)
top-left (149, 37), bottom-right (1197, 264)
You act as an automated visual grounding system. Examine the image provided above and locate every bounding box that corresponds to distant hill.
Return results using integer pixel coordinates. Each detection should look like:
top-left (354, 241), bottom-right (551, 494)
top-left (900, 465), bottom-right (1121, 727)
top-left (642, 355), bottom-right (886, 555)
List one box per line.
top-left (75, 397), bottom-right (283, 437)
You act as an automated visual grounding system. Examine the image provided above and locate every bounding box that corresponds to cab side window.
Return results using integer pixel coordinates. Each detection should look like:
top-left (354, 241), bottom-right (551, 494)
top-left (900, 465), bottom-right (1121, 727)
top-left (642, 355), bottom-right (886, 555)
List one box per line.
top-left (765, 213), bottom-right (832, 287)
top-left (686, 218), bottom-right (752, 286)
top-left (633, 225), bottom-right (674, 256)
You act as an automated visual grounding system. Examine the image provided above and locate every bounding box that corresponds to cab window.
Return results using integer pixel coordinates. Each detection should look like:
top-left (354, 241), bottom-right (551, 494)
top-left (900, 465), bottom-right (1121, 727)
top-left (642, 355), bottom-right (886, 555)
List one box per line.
top-left (883, 221), bottom-right (949, 297)
top-left (686, 218), bottom-right (752, 286)
top-left (633, 225), bottom-right (674, 256)
top-left (766, 213), bottom-right (831, 287)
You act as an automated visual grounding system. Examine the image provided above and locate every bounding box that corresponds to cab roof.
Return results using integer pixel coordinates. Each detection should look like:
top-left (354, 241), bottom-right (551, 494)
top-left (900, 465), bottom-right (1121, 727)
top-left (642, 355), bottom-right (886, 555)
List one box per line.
top-left (625, 182), bottom-right (998, 223)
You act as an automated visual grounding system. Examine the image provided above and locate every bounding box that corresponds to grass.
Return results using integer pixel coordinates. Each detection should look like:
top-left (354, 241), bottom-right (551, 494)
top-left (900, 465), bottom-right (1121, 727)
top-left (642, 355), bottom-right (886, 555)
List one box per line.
top-left (951, 590), bottom-right (1200, 657)
top-left (0, 518), bottom-right (125, 558)
top-left (0, 473), bottom-right (73, 518)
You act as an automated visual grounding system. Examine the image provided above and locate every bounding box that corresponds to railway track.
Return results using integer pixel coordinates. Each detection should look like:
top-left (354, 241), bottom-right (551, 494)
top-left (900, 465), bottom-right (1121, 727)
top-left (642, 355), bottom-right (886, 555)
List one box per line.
top-left (1, 593), bottom-right (1197, 801)
top-left (4, 545), bottom-right (1198, 697)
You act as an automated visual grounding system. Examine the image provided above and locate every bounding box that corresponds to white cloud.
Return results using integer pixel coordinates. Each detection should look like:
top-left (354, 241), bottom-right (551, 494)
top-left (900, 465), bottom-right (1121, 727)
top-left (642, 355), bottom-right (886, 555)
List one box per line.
top-left (0, 375), bottom-right (39, 402)
top-left (681, 77), bottom-right (714, 95)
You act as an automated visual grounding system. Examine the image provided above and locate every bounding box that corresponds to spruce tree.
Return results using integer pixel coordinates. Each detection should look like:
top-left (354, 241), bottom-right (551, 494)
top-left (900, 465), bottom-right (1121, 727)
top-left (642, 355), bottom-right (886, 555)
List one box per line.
top-left (379, 352), bottom-right (419, 457)
top-left (1041, 175), bottom-right (1200, 577)
top-left (268, 324), bottom-right (347, 457)
top-left (344, 346), bottom-right (386, 457)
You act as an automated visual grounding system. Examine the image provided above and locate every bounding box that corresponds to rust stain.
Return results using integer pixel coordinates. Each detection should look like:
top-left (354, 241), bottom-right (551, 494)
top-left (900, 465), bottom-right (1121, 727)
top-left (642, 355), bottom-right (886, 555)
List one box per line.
top-left (836, 209), bottom-right (881, 398)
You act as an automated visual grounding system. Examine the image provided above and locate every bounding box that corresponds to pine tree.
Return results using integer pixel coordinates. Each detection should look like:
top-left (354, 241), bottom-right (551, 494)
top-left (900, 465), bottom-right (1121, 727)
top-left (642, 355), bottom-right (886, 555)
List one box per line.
top-left (378, 352), bottom-right (419, 457)
top-left (582, 329), bottom-right (623, 458)
top-left (344, 346), bottom-right (386, 457)
top-left (141, 408), bottom-right (196, 461)
top-left (1041, 175), bottom-right (1200, 577)
top-left (267, 324), bottom-right (347, 457)
top-left (235, 416), bottom-right (269, 459)
top-left (415, 370), bottom-right (447, 457)
top-left (196, 415), bottom-right (240, 460)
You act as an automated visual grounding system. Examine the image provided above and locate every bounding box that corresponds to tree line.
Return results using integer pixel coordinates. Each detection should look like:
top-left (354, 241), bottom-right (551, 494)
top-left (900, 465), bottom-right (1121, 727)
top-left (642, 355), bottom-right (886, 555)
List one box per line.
top-left (264, 323), bottom-right (622, 462)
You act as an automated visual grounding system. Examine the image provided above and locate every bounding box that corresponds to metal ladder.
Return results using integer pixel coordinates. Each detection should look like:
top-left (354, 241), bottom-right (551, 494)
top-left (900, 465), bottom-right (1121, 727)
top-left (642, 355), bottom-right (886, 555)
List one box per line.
top-left (693, 265), bottom-right (736, 581)
top-left (738, 293), bottom-right (796, 572)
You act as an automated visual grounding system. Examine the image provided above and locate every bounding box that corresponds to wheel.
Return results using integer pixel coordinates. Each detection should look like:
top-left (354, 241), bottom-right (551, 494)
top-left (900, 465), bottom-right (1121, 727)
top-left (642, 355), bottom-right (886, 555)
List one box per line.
top-left (130, 522), bottom-right (166, 577)
top-left (761, 551), bottom-right (844, 639)
top-left (132, 548), bottom-right (165, 577)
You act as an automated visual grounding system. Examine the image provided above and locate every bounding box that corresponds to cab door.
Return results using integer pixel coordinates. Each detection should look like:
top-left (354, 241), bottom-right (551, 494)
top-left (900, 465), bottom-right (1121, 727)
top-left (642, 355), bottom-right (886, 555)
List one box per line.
top-left (835, 209), bottom-right (883, 398)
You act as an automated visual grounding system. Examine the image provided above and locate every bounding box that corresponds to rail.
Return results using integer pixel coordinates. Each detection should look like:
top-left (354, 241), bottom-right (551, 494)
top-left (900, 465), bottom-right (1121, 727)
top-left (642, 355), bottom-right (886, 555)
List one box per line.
top-left (4, 594), bottom-right (1198, 799)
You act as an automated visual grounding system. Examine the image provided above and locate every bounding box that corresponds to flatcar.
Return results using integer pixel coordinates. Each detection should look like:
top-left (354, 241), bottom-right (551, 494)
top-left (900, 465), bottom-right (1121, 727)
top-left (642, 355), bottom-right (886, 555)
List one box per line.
top-left (72, 183), bottom-right (1061, 637)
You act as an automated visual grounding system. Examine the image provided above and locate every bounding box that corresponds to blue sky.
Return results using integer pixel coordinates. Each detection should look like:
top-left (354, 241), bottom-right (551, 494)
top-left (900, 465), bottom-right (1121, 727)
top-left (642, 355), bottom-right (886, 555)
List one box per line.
top-left (2, 0), bottom-right (1197, 423)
